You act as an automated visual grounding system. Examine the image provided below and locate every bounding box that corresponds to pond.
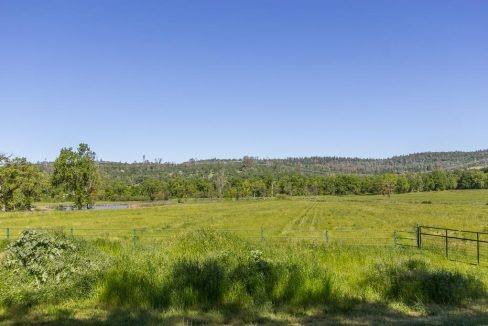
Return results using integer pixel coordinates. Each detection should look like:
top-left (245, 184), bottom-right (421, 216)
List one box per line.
top-left (56, 203), bottom-right (130, 211)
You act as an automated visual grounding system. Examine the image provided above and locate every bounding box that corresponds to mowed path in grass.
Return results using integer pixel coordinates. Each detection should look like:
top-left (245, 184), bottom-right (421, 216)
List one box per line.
top-left (0, 190), bottom-right (487, 240)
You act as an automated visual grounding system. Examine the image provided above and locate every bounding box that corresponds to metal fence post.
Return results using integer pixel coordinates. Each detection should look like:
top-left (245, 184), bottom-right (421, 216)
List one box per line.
top-left (477, 232), bottom-right (480, 265)
top-left (393, 231), bottom-right (397, 246)
top-left (419, 226), bottom-right (422, 248)
top-left (6, 228), bottom-right (10, 240)
top-left (416, 225), bottom-right (422, 249)
top-left (324, 229), bottom-right (329, 246)
top-left (445, 229), bottom-right (448, 258)
top-left (132, 229), bottom-right (137, 247)
top-left (70, 228), bottom-right (74, 237)
top-left (260, 227), bottom-right (264, 241)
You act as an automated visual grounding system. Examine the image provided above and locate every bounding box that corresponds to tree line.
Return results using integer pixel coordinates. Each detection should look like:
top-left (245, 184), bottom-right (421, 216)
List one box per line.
top-left (99, 168), bottom-right (488, 202)
top-left (1, 144), bottom-right (488, 211)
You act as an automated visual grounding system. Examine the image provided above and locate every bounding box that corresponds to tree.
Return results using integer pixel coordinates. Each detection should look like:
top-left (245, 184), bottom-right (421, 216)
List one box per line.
top-left (0, 157), bottom-right (44, 211)
top-left (141, 178), bottom-right (162, 201)
top-left (239, 179), bottom-right (252, 198)
top-left (379, 174), bottom-right (397, 197)
top-left (251, 179), bottom-right (267, 197)
top-left (428, 170), bottom-right (451, 191)
top-left (395, 175), bottom-right (410, 193)
top-left (214, 170), bottom-right (227, 198)
top-left (458, 170), bottom-right (485, 189)
top-left (52, 143), bottom-right (100, 209)
top-left (407, 173), bottom-right (424, 192)
top-left (102, 180), bottom-right (129, 201)
top-left (242, 156), bottom-right (254, 170)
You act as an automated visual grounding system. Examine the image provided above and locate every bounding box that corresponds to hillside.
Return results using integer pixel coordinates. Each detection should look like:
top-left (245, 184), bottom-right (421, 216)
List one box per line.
top-left (36, 149), bottom-right (488, 181)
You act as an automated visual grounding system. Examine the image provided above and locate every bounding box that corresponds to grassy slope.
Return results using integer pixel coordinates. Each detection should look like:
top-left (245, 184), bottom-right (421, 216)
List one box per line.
top-left (0, 190), bottom-right (487, 324)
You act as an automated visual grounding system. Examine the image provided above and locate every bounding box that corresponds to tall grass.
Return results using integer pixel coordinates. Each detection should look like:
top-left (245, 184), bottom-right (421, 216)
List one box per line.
top-left (99, 230), bottom-right (332, 312)
top-left (365, 258), bottom-right (486, 305)
top-left (0, 228), bottom-right (486, 323)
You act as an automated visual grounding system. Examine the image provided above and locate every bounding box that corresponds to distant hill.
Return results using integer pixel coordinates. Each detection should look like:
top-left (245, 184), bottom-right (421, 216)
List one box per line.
top-left (37, 149), bottom-right (488, 181)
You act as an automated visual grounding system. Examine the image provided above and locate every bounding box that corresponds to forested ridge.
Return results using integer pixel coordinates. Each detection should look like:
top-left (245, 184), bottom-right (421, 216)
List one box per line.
top-left (99, 149), bottom-right (488, 177)
top-left (38, 149), bottom-right (488, 180)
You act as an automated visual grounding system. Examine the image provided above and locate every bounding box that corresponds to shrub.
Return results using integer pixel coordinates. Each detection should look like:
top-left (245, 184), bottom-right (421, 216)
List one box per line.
top-left (366, 259), bottom-right (486, 305)
top-left (0, 230), bottom-right (108, 310)
top-left (5, 230), bottom-right (77, 284)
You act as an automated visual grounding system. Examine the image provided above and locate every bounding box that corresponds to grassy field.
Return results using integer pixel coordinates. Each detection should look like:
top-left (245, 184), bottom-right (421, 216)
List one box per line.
top-left (0, 190), bottom-right (487, 324)
top-left (2, 190), bottom-right (488, 242)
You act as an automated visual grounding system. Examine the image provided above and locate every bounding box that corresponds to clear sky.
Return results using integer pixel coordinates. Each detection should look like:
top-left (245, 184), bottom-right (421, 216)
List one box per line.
top-left (1, 1), bottom-right (487, 163)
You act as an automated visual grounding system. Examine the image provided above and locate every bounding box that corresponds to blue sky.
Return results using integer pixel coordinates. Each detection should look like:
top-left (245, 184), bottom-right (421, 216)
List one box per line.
top-left (1, 1), bottom-right (487, 162)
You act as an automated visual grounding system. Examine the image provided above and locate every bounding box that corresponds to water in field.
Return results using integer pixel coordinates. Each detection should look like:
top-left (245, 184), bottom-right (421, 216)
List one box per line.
top-left (56, 203), bottom-right (129, 211)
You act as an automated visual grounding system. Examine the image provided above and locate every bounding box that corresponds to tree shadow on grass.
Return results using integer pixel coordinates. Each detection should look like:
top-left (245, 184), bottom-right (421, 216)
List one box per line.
top-left (307, 299), bottom-right (488, 325)
top-left (2, 301), bottom-right (488, 325)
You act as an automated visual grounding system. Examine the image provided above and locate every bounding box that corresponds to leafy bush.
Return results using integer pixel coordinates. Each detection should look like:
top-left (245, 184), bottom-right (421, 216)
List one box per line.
top-left (5, 230), bottom-right (77, 284)
top-left (0, 230), bottom-right (109, 310)
top-left (366, 259), bottom-right (486, 305)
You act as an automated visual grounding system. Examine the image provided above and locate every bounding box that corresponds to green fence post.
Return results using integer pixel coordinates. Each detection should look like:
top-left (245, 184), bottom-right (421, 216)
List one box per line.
top-left (324, 230), bottom-right (329, 246)
top-left (477, 232), bottom-right (480, 265)
top-left (132, 229), bottom-right (137, 247)
top-left (445, 229), bottom-right (448, 258)
top-left (6, 228), bottom-right (10, 241)
top-left (260, 227), bottom-right (264, 241)
top-left (70, 228), bottom-right (74, 237)
top-left (393, 231), bottom-right (397, 246)
top-left (416, 225), bottom-right (422, 249)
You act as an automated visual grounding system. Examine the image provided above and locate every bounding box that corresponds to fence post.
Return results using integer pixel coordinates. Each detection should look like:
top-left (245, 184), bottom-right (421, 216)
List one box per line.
top-left (323, 230), bottom-right (329, 246)
top-left (70, 228), bottom-right (74, 237)
top-left (260, 227), bottom-right (264, 241)
top-left (6, 228), bottom-right (10, 241)
top-left (132, 229), bottom-right (137, 247)
top-left (416, 225), bottom-right (422, 249)
top-left (477, 232), bottom-right (480, 265)
top-left (445, 229), bottom-right (448, 258)
top-left (393, 231), bottom-right (397, 246)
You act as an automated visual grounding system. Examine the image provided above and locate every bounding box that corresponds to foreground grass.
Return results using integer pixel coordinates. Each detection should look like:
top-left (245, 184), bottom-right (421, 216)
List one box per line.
top-left (0, 230), bottom-right (487, 324)
top-left (0, 190), bottom-right (487, 323)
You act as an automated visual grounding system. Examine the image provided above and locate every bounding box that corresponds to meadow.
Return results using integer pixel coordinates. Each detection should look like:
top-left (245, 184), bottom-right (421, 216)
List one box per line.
top-left (0, 190), bottom-right (487, 324)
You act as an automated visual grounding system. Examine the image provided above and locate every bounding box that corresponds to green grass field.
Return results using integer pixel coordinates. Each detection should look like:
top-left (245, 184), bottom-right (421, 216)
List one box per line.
top-left (0, 190), bottom-right (487, 324)
top-left (2, 190), bottom-right (488, 242)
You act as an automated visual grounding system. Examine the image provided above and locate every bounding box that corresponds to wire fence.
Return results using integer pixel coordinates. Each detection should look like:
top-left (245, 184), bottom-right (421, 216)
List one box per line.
top-left (0, 227), bottom-right (394, 247)
top-left (394, 225), bottom-right (488, 266)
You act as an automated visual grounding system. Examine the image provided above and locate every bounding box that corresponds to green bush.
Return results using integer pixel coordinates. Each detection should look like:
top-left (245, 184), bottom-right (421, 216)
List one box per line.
top-left (366, 259), bottom-right (486, 305)
top-left (0, 230), bottom-right (109, 310)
